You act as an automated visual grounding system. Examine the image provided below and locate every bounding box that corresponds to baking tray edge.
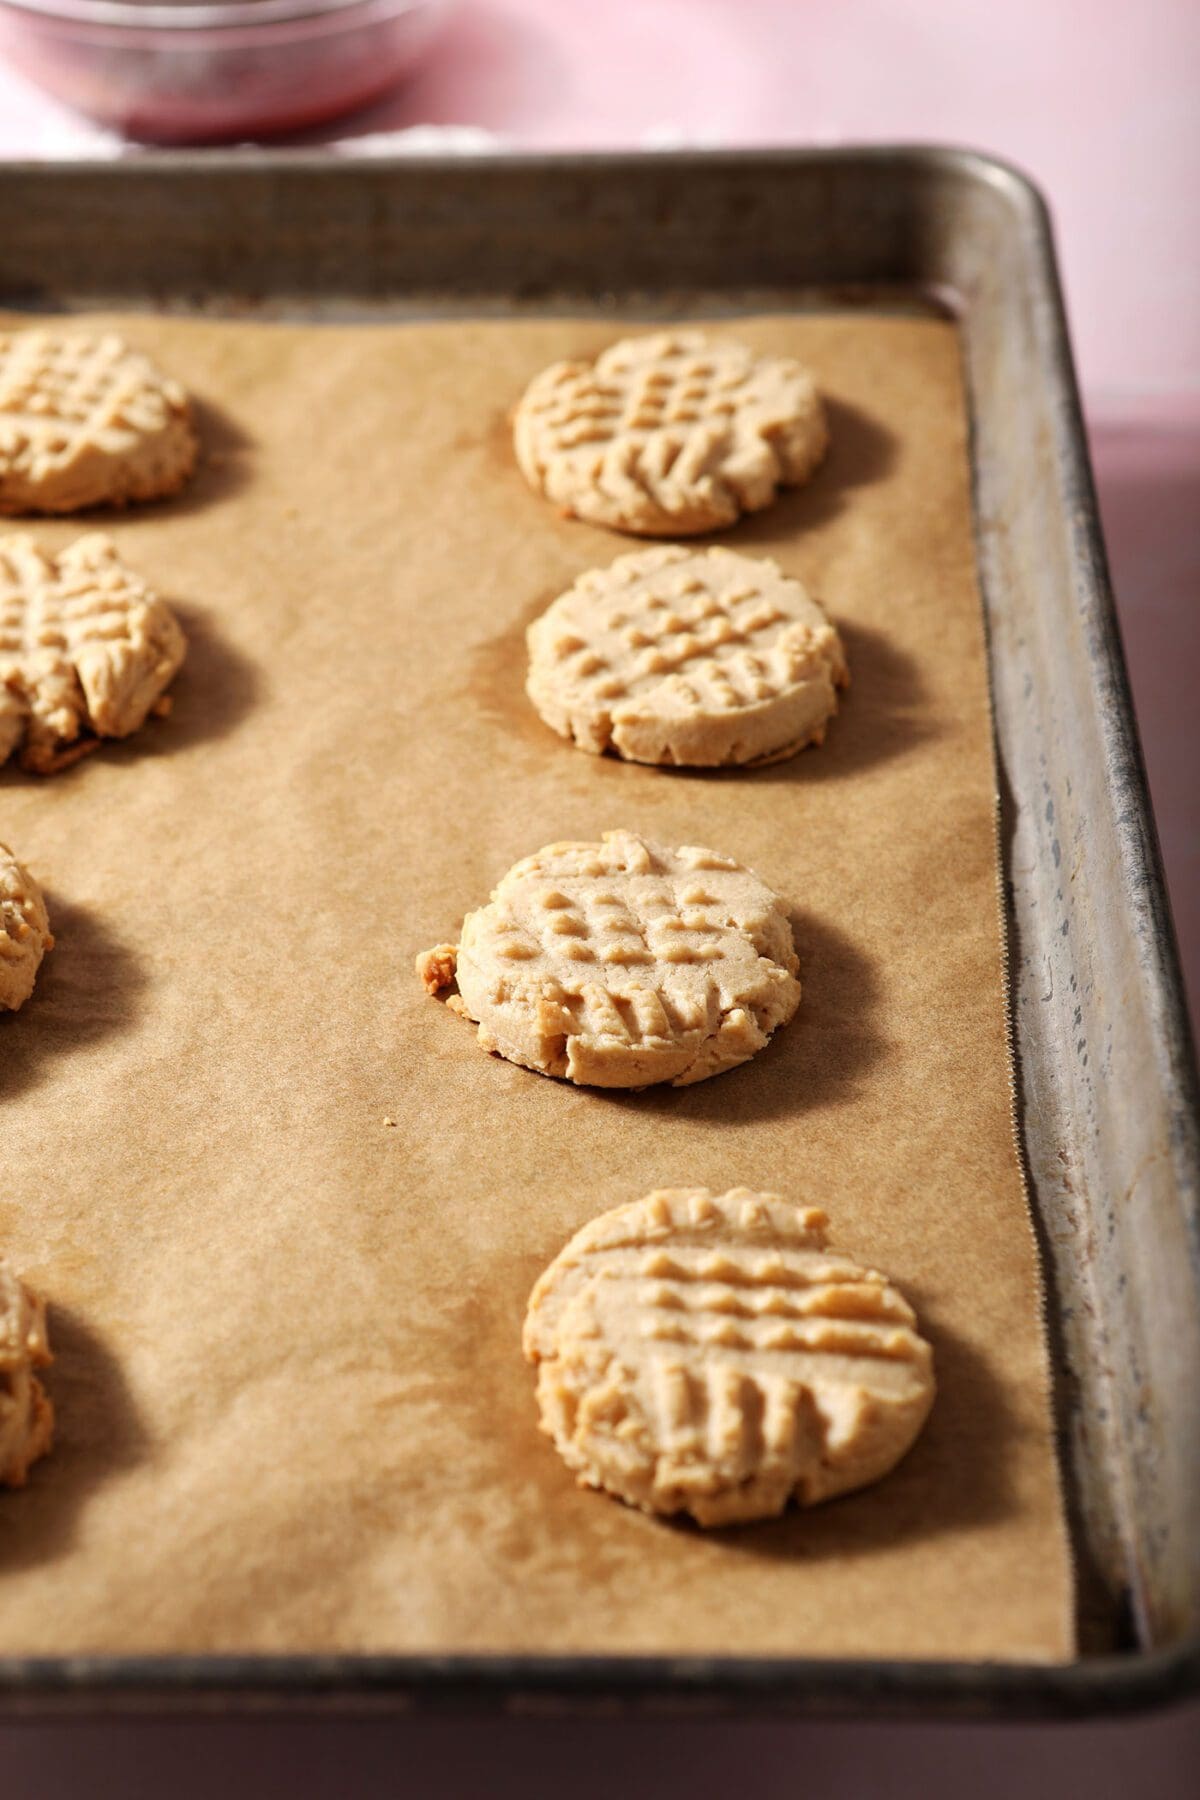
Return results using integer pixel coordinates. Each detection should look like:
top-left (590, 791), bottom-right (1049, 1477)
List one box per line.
top-left (0, 144), bottom-right (1197, 1718)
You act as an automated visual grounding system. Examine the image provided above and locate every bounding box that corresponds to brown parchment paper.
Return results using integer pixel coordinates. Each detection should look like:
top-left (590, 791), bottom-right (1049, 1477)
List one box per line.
top-left (0, 312), bottom-right (1074, 1662)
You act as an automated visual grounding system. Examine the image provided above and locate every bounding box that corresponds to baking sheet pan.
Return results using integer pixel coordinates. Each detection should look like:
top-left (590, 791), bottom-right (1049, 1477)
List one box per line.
top-left (0, 147), bottom-right (1196, 1716)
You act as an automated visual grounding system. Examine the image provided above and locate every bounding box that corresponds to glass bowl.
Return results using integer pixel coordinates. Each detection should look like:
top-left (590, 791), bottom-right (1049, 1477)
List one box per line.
top-left (0, 0), bottom-right (453, 143)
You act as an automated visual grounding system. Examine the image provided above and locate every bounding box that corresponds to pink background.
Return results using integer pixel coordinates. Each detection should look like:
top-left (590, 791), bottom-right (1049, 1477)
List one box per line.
top-left (1, 2), bottom-right (1197, 1793)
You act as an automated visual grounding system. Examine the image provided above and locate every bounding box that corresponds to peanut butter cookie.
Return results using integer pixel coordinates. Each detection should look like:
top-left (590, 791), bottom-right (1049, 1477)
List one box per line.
top-left (0, 329), bottom-right (197, 515)
top-left (525, 1188), bottom-right (934, 1525)
top-left (514, 331), bottom-right (827, 536)
top-left (417, 830), bottom-right (800, 1087)
top-left (527, 545), bottom-right (848, 766)
top-left (0, 1261), bottom-right (53, 1488)
top-left (0, 534), bottom-right (187, 773)
top-left (0, 843), bottom-right (52, 1011)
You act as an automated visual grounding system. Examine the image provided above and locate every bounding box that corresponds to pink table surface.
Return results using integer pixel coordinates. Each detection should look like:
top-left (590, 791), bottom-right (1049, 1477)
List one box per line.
top-left (1, 3), bottom-right (1197, 1793)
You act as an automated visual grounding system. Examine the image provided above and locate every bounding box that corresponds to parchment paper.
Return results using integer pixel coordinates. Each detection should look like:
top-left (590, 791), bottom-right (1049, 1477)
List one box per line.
top-left (0, 312), bottom-right (1074, 1662)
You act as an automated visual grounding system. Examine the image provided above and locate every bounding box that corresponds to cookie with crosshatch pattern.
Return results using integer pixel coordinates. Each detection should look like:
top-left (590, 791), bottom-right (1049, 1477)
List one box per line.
top-left (526, 545), bottom-right (848, 766)
top-left (0, 1259), bottom-right (54, 1488)
top-left (524, 1187), bottom-right (934, 1525)
top-left (0, 533), bottom-right (187, 773)
top-left (0, 842), bottom-right (53, 1012)
top-left (415, 829), bottom-right (801, 1088)
top-left (513, 330), bottom-right (828, 536)
top-left (0, 330), bottom-right (197, 515)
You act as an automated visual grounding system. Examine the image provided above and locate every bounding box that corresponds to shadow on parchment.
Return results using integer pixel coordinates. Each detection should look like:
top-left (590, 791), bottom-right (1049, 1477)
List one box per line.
top-left (462, 390), bottom-right (897, 525)
top-left (449, 1290), bottom-right (1019, 1581)
top-left (13, 395), bottom-right (254, 525)
top-left (0, 1305), bottom-right (148, 1576)
top-left (463, 399), bottom-right (927, 783)
top-left (152, 395), bottom-right (254, 518)
top-left (729, 395), bottom-right (898, 544)
top-left (467, 604), bottom-right (934, 789)
top-left (599, 905), bottom-right (886, 1128)
top-left (681, 1316), bottom-right (1018, 1561)
top-left (462, 583), bottom-right (569, 766)
top-left (668, 617), bottom-right (937, 788)
top-left (0, 896), bottom-right (147, 1103)
top-left (101, 599), bottom-right (262, 768)
top-left (0, 399), bottom-right (257, 778)
top-left (425, 906), bottom-right (884, 1127)
top-left (0, 601), bottom-right (261, 789)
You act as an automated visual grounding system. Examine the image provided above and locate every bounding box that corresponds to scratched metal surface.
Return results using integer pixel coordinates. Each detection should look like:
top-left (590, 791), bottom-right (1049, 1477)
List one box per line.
top-left (0, 148), bottom-right (1196, 1716)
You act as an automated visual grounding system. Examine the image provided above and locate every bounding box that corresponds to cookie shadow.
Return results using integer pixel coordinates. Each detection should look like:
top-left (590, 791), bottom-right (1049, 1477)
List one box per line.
top-left (454, 402), bottom-right (521, 470)
top-left (466, 600), bottom-right (933, 790)
top-left (769, 616), bottom-right (937, 782)
top-left (29, 396), bottom-right (253, 523)
top-left (157, 395), bottom-right (254, 516)
top-left (730, 396), bottom-right (899, 544)
top-left (687, 1317), bottom-right (1018, 1562)
top-left (0, 600), bottom-right (260, 784)
top-left (0, 1303), bottom-right (148, 1575)
top-left (600, 905), bottom-right (886, 1126)
top-left (652, 616), bottom-right (937, 789)
top-left (0, 895), bottom-right (148, 1102)
top-left (105, 599), bottom-right (262, 765)
top-left (462, 586), bottom-right (567, 763)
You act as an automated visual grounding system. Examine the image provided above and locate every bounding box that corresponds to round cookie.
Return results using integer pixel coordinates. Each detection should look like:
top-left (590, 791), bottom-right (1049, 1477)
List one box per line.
top-left (0, 533), bottom-right (187, 774)
top-left (0, 1260), bottom-right (54, 1488)
top-left (513, 330), bottom-right (827, 536)
top-left (526, 545), bottom-right (849, 767)
top-left (416, 829), bottom-right (800, 1088)
top-left (524, 1187), bottom-right (934, 1526)
top-left (0, 844), bottom-right (53, 1012)
top-left (0, 329), bottom-right (198, 515)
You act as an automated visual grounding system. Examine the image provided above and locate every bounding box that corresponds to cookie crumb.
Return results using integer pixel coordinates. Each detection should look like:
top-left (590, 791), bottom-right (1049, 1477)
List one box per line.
top-left (415, 943), bottom-right (457, 994)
